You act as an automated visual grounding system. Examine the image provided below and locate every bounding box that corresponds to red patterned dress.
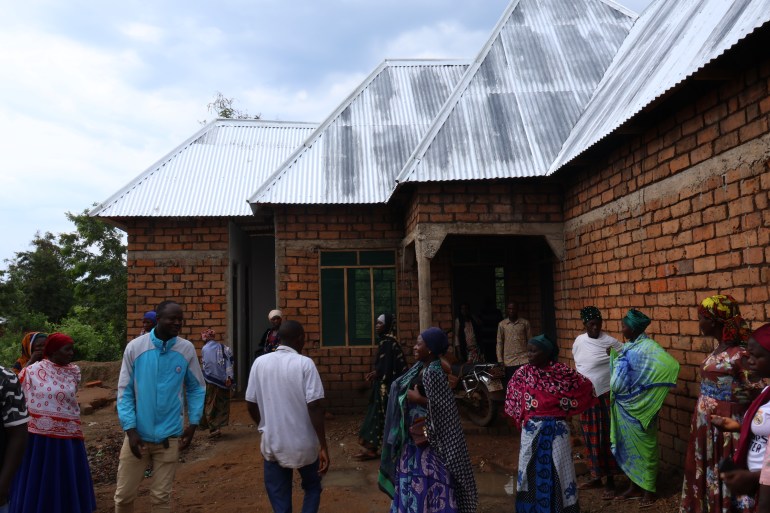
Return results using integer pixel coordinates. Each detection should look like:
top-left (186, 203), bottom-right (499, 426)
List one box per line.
top-left (680, 346), bottom-right (757, 513)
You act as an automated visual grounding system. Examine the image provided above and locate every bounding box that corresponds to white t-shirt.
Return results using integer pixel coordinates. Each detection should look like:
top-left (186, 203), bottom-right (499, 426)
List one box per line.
top-left (245, 345), bottom-right (325, 468)
top-left (572, 332), bottom-right (623, 396)
top-left (748, 396), bottom-right (770, 471)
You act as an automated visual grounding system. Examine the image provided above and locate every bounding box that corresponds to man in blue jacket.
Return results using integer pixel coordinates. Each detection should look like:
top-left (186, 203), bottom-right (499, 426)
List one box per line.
top-left (114, 300), bottom-right (206, 513)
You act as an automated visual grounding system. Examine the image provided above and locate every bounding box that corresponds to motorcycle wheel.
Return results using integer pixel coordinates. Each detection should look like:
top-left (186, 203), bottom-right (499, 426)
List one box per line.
top-left (465, 386), bottom-right (497, 427)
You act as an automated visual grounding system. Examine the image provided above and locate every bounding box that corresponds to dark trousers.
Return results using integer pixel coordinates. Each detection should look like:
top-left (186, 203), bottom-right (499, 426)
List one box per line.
top-left (264, 458), bottom-right (322, 513)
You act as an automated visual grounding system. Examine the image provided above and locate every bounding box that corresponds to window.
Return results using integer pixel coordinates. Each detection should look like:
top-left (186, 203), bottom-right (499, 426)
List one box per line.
top-left (320, 250), bottom-right (397, 346)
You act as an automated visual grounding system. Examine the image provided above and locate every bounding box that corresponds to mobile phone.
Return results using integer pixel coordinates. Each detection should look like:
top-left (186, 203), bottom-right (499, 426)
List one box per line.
top-left (718, 457), bottom-right (737, 473)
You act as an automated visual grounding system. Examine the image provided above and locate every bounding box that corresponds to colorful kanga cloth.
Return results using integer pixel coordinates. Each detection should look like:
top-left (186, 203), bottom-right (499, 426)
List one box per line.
top-left (680, 346), bottom-right (756, 513)
top-left (610, 333), bottom-right (679, 493)
top-left (19, 359), bottom-right (83, 439)
top-left (517, 417), bottom-right (580, 513)
top-left (580, 392), bottom-right (619, 480)
top-left (359, 333), bottom-right (407, 450)
top-left (504, 362), bottom-right (597, 428)
top-left (379, 360), bottom-right (477, 513)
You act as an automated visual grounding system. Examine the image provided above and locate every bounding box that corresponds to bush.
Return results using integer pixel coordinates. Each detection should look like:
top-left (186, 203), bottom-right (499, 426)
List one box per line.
top-left (48, 312), bottom-right (123, 362)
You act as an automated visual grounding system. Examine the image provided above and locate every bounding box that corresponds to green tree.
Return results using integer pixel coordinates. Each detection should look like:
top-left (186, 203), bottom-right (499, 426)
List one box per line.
top-left (202, 92), bottom-right (260, 123)
top-left (0, 232), bottom-right (74, 324)
top-left (59, 208), bottom-right (127, 338)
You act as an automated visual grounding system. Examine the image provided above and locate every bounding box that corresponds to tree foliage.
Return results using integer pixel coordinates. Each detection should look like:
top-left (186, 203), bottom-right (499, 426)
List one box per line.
top-left (0, 208), bottom-right (127, 364)
top-left (204, 92), bottom-right (260, 122)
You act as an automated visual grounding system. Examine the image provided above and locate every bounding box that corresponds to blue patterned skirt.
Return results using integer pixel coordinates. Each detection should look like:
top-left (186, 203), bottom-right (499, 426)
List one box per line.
top-left (390, 439), bottom-right (458, 513)
top-left (10, 433), bottom-right (96, 513)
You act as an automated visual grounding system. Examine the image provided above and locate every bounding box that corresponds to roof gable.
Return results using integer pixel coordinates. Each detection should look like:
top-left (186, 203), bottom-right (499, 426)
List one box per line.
top-left (249, 60), bottom-right (469, 206)
top-left (91, 119), bottom-right (316, 218)
top-left (395, 0), bottom-right (635, 186)
top-left (551, 0), bottom-right (770, 172)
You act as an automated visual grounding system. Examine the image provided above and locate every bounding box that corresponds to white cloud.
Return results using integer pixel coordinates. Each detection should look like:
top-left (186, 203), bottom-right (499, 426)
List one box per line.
top-left (120, 22), bottom-right (164, 44)
top-left (381, 21), bottom-right (491, 60)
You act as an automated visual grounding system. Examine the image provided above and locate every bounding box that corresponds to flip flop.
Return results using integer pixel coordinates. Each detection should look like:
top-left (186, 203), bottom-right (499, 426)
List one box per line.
top-left (639, 498), bottom-right (657, 509)
top-left (353, 451), bottom-right (379, 461)
top-left (579, 479), bottom-right (603, 490)
top-left (601, 490), bottom-right (616, 500)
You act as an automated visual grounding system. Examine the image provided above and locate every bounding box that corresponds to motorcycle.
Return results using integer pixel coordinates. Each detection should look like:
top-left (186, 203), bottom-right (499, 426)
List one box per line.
top-left (446, 361), bottom-right (506, 427)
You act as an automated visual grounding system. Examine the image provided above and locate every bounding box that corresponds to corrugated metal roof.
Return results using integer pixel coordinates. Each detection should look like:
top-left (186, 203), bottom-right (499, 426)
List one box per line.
top-left (550, 0), bottom-right (770, 172)
top-left (90, 119), bottom-right (317, 217)
top-left (395, 0), bottom-right (635, 185)
top-left (249, 60), bottom-right (469, 206)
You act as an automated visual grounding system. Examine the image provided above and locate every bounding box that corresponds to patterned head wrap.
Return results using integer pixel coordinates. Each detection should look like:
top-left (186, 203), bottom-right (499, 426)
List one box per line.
top-left (201, 328), bottom-right (216, 342)
top-left (143, 311), bottom-right (157, 322)
top-left (420, 327), bottom-right (449, 356)
top-left (753, 324), bottom-right (770, 352)
top-left (13, 332), bottom-right (48, 374)
top-left (44, 332), bottom-right (74, 357)
top-left (580, 306), bottom-right (601, 324)
top-left (622, 309), bottom-right (651, 333)
top-left (698, 295), bottom-right (750, 344)
top-left (268, 309), bottom-right (282, 321)
top-left (529, 334), bottom-right (558, 362)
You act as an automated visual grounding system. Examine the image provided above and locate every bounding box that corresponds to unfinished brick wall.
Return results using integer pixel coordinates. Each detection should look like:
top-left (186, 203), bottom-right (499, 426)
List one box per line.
top-left (404, 181), bottom-right (563, 235)
top-left (558, 55), bottom-right (770, 467)
top-left (125, 218), bottom-right (229, 350)
top-left (273, 205), bottom-right (410, 412)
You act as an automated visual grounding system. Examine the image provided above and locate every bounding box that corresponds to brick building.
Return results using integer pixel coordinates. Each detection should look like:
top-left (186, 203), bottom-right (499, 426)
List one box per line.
top-left (93, 0), bottom-right (770, 468)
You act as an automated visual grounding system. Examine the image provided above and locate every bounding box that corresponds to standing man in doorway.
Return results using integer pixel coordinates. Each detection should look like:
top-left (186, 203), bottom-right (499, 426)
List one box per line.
top-left (496, 301), bottom-right (531, 386)
top-left (245, 320), bottom-right (329, 513)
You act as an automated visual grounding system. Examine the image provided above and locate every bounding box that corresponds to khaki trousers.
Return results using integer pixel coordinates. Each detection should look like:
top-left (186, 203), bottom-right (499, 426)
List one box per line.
top-left (114, 435), bottom-right (179, 513)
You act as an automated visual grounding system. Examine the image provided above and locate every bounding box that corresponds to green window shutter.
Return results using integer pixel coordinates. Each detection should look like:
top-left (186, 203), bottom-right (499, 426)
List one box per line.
top-left (359, 250), bottom-right (395, 266)
top-left (347, 268), bottom-right (373, 346)
top-left (320, 251), bottom-right (357, 266)
top-left (373, 268), bottom-right (397, 325)
top-left (321, 268), bottom-right (345, 346)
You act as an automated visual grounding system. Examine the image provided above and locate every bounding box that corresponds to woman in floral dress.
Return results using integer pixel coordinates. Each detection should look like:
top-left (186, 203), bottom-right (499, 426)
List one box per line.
top-left (680, 295), bottom-right (757, 513)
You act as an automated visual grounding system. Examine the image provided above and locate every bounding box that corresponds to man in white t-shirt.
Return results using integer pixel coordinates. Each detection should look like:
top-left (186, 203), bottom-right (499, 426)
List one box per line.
top-left (245, 320), bottom-right (329, 513)
top-left (572, 306), bottom-right (623, 498)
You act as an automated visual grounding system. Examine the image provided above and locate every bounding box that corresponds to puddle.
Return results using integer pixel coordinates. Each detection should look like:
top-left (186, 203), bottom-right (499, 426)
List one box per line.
top-left (476, 472), bottom-right (515, 497)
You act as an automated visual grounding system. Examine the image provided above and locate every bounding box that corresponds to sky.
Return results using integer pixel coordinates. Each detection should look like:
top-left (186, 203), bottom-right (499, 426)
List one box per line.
top-left (0, 0), bottom-right (653, 268)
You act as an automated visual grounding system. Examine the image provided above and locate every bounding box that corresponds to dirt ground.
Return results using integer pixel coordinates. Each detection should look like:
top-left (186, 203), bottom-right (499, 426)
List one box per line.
top-left (79, 363), bottom-right (683, 513)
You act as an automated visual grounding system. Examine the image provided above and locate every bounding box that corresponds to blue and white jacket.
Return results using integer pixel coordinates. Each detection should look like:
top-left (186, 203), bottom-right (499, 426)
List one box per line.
top-left (117, 329), bottom-right (205, 443)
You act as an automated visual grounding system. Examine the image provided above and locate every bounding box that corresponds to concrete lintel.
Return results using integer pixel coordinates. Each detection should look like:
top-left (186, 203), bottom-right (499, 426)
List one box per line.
top-left (403, 221), bottom-right (565, 259)
top-left (278, 238), bottom-right (403, 251)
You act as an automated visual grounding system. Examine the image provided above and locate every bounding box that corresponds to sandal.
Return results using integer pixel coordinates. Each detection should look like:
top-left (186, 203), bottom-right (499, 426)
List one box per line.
top-left (601, 489), bottom-right (616, 500)
top-left (639, 498), bottom-right (657, 509)
top-left (208, 429), bottom-right (222, 439)
top-left (579, 479), bottom-right (603, 490)
top-left (353, 450), bottom-right (379, 461)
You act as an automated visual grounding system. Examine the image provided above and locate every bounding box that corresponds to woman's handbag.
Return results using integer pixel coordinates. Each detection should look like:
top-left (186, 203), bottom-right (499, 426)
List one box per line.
top-left (409, 417), bottom-right (429, 447)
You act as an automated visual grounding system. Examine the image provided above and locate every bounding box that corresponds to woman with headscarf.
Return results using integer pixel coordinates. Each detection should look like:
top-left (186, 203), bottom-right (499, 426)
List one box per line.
top-left (200, 328), bottom-right (235, 439)
top-left (11, 333), bottom-right (47, 375)
top-left (680, 295), bottom-right (757, 513)
top-left (506, 333), bottom-right (597, 513)
top-left (712, 324), bottom-right (770, 507)
top-left (355, 313), bottom-right (407, 461)
top-left (11, 333), bottom-right (96, 513)
top-left (572, 306), bottom-right (623, 499)
top-left (379, 327), bottom-right (477, 513)
top-left (610, 309), bottom-right (680, 506)
top-left (258, 309), bottom-right (282, 356)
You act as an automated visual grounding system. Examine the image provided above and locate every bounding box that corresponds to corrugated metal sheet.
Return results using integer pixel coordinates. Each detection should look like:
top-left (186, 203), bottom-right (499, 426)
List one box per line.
top-left (90, 119), bottom-right (317, 217)
top-left (551, 0), bottom-right (770, 172)
top-left (249, 60), bottom-right (469, 206)
top-left (395, 0), bottom-right (635, 185)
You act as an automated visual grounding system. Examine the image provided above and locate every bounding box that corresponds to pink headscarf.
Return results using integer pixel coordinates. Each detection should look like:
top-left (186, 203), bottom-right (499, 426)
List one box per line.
top-left (201, 328), bottom-right (216, 342)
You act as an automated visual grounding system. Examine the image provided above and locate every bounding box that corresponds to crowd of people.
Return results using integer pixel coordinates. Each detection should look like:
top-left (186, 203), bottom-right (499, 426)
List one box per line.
top-left (2, 294), bottom-right (770, 513)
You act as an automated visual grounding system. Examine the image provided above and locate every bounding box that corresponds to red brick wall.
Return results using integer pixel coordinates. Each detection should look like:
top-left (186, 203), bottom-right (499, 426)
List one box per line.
top-left (558, 56), bottom-right (770, 466)
top-left (274, 205), bottom-right (408, 412)
top-left (405, 181), bottom-right (563, 234)
top-left (125, 218), bottom-right (229, 350)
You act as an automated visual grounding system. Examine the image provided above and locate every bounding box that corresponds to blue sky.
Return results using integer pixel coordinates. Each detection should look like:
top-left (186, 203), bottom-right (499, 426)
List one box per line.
top-left (0, 0), bottom-right (652, 267)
